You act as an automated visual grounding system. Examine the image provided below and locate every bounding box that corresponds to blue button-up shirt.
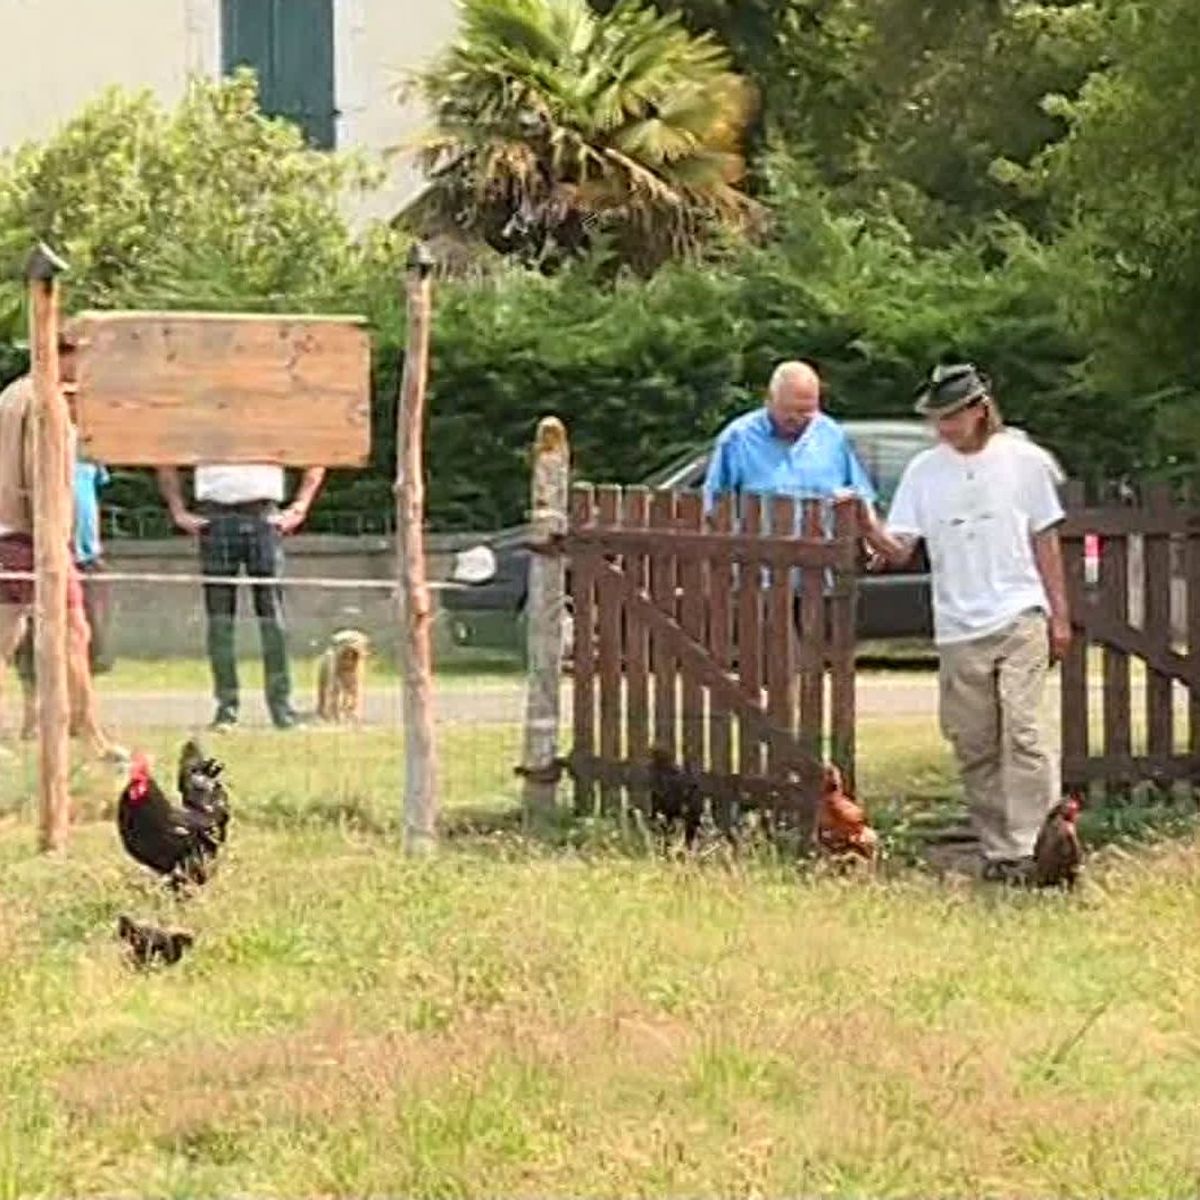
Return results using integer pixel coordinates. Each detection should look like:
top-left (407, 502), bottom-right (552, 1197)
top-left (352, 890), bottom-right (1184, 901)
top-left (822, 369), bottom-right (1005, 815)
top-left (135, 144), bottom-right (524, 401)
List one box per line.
top-left (702, 409), bottom-right (876, 514)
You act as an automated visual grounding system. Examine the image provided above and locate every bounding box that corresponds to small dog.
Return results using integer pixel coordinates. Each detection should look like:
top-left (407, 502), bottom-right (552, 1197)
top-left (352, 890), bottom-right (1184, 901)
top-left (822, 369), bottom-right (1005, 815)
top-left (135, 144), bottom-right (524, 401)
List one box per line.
top-left (117, 914), bottom-right (195, 968)
top-left (316, 629), bottom-right (369, 724)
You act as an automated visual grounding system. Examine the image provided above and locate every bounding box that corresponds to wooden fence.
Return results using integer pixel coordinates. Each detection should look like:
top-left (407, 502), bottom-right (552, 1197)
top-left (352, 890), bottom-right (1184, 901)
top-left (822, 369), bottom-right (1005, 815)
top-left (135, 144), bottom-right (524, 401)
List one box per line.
top-left (1060, 481), bottom-right (1199, 793)
top-left (565, 485), bottom-right (860, 818)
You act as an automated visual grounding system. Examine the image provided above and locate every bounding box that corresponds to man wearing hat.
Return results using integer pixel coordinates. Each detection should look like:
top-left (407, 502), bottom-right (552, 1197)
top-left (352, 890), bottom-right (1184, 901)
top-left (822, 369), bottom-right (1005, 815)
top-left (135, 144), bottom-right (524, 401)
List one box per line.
top-left (861, 364), bottom-right (1071, 883)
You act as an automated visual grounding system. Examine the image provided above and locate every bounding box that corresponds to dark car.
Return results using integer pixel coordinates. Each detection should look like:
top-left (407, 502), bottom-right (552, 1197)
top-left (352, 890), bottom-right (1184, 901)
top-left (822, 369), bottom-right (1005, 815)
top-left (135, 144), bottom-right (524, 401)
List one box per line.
top-left (442, 418), bottom-right (939, 649)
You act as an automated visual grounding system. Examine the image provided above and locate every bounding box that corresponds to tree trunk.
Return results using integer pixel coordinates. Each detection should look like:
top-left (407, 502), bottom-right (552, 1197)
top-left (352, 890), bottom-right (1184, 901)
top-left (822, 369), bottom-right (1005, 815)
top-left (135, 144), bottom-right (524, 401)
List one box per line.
top-left (395, 248), bottom-right (437, 855)
top-left (28, 244), bottom-right (72, 853)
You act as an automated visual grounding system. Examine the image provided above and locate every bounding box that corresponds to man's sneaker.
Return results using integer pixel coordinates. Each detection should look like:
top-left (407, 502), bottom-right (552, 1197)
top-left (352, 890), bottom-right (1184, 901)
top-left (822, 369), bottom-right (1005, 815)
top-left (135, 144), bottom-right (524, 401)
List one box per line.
top-left (271, 708), bottom-right (312, 731)
top-left (210, 708), bottom-right (238, 733)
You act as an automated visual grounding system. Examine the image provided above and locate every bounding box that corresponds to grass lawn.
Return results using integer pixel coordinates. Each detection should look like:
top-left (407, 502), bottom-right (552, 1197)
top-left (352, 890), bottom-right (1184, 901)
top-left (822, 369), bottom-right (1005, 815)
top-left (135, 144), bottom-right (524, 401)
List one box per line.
top-left (3, 713), bottom-right (1200, 1197)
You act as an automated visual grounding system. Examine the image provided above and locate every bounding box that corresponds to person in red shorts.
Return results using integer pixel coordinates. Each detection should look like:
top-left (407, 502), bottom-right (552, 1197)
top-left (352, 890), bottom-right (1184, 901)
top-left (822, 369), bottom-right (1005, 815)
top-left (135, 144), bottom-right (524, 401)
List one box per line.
top-left (0, 331), bottom-right (125, 764)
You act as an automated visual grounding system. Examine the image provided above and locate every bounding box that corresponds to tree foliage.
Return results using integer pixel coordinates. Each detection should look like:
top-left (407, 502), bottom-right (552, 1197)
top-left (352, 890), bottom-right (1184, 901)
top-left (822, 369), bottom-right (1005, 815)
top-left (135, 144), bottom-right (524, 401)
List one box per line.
top-left (405, 0), bottom-right (758, 271)
top-left (1035, 0), bottom-right (1200, 459)
top-left (603, 0), bottom-right (1106, 241)
top-left (0, 71), bottom-right (396, 330)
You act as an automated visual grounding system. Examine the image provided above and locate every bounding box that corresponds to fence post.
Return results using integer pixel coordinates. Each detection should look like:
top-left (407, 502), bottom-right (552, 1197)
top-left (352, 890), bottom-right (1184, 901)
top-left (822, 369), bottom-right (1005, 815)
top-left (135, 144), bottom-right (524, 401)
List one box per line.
top-left (396, 243), bottom-right (437, 855)
top-left (520, 417), bottom-right (570, 816)
top-left (28, 243), bottom-right (72, 854)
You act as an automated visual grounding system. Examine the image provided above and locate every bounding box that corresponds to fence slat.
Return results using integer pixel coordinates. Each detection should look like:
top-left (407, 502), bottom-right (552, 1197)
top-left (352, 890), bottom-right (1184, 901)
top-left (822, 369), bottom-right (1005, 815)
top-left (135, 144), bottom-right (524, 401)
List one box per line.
top-left (736, 496), bottom-right (764, 779)
top-left (1143, 483), bottom-right (1175, 767)
top-left (596, 486), bottom-right (624, 814)
top-left (708, 495), bottom-right (735, 785)
top-left (767, 496), bottom-right (797, 777)
top-left (1188, 487), bottom-right (1200, 763)
top-left (1060, 481), bottom-right (1089, 786)
top-left (624, 487), bottom-right (651, 814)
top-left (1100, 510), bottom-right (1133, 790)
top-left (570, 485), bottom-right (597, 815)
top-left (650, 491), bottom-right (678, 761)
top-left (830, 497), bottom-right (859, 793)
top-left (798, 500), bottom-right (826, 770)
top-left (677, 493), bottom-right (706, 772)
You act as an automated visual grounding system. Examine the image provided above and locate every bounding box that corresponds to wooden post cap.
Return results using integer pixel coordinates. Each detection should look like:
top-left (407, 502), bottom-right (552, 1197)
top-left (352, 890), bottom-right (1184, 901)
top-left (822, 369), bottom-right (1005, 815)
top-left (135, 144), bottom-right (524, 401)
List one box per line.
top-left (27, 242), bottom-right (70, 281)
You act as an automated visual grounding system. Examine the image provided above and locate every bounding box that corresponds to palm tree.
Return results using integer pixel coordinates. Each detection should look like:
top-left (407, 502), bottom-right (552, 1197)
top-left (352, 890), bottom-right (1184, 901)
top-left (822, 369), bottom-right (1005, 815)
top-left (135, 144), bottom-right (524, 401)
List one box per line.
top-left (402, 0), bottom-right (758, 271)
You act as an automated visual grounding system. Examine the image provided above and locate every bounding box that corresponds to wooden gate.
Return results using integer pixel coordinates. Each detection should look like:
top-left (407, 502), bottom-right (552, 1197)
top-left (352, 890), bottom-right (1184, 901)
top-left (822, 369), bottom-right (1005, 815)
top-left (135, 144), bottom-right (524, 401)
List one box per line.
top-left (566, 485), bottom-right (860, 817)
top-left (1060, 481), bottom-right (1200, 792)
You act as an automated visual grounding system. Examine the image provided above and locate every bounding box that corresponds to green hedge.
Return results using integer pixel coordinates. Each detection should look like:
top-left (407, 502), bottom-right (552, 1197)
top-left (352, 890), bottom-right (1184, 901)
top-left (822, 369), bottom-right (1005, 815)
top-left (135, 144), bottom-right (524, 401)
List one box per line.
top-left (0, 239), bottom-right (1154, 534)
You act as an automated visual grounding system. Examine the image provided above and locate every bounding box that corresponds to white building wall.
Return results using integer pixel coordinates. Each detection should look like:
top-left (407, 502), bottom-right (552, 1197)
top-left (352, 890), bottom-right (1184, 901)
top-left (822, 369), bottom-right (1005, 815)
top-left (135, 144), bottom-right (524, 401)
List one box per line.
top-left (0, 0), bottom-right (454, 219)
top-left (336, 0), bottom-right (458, 221)
top-left (0, 0), bottom-right (218, 150)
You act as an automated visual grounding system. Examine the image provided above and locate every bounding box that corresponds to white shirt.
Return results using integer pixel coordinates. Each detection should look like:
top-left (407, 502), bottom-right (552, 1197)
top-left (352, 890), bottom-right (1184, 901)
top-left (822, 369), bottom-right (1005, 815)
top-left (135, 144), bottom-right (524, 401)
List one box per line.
top-left (886, 433), bottom-right (1064, 645)
top-left (194, 464), bottom-right (285, 505)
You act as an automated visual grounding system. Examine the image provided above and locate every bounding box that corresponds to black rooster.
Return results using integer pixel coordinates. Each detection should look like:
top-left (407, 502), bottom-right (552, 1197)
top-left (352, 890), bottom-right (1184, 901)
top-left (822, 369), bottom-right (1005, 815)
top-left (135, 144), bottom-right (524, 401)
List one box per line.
top-left (117, 914), bottom-right (194, 967)
top-left (117, 753), bottom-right (222, 890)
top-left (177, 740), bottom-right (231, 845)
top-left (1033, 792), bottom-right (1084, 891)
top-left (648, 748), bottom-right (705, 852)
top-left (176, 738), bottom-right (205, 799)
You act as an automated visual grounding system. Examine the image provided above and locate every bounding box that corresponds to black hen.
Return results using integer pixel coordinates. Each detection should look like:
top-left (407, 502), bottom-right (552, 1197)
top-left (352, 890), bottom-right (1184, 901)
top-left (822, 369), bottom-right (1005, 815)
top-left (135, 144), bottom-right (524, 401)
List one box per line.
top-left (117, 914), bottom-right (194, 967)
top-left (178, 742), bottom-right (231, 845)
top-left (648, 748), bottom-right (705, 852)
top-left (176, 737), bottom-right (205, 800)
top-left (117, 753), bottom-right (221, 890)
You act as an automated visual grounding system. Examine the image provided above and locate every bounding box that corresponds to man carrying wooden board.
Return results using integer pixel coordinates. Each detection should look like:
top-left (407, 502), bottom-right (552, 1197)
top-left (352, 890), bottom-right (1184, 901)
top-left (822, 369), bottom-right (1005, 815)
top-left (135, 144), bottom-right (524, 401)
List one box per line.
top-left (0, 333), bottom-right (125, 763)
top-left (156, 463), bottom-right (325, 731)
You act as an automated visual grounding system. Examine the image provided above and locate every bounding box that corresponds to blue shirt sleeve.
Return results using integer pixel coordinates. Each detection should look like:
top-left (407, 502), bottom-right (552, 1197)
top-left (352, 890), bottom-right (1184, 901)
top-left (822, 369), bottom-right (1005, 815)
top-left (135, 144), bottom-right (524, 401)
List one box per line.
top-left (702, 429), bottom-right (737, 513)
top-left (842, 436), bottom-right (877, 504)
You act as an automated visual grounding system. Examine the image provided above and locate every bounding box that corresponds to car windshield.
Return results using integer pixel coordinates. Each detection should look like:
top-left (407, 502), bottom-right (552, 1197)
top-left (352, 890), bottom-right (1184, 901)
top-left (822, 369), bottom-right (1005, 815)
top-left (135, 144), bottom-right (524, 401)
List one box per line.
top-left (845, 429), bottom-right (934, 509)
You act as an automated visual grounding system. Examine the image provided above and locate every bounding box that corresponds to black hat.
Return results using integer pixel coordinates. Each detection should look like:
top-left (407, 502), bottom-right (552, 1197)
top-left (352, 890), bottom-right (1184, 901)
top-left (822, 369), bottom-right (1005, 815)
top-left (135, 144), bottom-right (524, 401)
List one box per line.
top-left (914, 363), bottom-right (990, 416)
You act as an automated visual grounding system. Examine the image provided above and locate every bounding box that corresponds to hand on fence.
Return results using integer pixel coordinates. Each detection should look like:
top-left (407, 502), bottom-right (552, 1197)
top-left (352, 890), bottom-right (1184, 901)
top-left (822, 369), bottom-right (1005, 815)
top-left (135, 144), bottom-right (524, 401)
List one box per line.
top-left (172, 510), bottom-right (209, 536)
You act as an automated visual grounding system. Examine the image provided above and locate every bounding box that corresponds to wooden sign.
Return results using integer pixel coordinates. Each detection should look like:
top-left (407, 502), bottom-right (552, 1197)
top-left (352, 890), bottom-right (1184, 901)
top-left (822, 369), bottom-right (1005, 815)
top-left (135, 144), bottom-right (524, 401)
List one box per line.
top-left (72, 310), bottom-right (371, 466)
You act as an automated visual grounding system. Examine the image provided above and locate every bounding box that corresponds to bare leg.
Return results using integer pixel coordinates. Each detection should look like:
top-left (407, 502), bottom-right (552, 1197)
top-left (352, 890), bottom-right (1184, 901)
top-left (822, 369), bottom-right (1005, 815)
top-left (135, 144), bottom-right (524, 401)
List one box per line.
top-left (0, 604), bottom-right (29, 743)
top-left (66, 604), bottom-right (125, 763)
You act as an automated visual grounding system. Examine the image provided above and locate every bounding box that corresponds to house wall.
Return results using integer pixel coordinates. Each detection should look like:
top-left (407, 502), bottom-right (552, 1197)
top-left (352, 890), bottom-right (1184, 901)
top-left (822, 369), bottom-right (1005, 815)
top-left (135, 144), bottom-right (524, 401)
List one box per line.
top-left (0, 0), bottom-right (218, 152)
top-left (0, 0), bottom-right (453, 219)
top-left (335, 0), bottom-right (458, 222)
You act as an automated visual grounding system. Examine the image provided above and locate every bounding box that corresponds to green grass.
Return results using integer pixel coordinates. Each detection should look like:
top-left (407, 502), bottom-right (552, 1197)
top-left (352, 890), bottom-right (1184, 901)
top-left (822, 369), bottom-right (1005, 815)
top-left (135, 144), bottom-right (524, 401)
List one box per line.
top-left (3, 716), bottom-right (1200, 1197)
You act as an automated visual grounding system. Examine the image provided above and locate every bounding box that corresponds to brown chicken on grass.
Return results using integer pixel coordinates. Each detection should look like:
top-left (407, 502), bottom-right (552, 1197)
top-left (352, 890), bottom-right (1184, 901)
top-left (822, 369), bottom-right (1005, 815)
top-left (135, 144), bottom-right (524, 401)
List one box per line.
top-left (816, 763), bottom-right (878, 863)
top-left (1033, 792), bottom-right (1084, 890)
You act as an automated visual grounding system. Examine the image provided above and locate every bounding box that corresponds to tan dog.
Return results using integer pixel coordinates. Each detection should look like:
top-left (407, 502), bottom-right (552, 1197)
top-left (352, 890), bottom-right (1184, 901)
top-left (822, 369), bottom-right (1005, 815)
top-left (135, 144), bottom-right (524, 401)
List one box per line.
top-left (316, 629), bottom-right (369, 724)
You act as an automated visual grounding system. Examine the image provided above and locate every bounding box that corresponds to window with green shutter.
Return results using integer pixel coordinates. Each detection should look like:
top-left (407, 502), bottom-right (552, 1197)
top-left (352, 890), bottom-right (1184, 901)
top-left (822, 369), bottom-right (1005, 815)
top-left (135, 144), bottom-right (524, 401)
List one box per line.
top-left (221, 0), bottom-right (337, 149)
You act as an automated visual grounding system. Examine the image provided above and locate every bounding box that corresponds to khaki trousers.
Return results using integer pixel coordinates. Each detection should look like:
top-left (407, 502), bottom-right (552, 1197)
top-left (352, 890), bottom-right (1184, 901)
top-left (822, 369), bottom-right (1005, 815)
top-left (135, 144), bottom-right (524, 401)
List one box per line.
top-left (938, 609), bottom-right (1057, 862)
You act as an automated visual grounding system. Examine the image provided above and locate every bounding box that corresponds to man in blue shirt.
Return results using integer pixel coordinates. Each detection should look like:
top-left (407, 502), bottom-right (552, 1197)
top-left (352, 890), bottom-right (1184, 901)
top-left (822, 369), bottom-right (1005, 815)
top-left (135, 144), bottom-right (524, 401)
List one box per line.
top-left (703, 360), bottom-right (876, 516)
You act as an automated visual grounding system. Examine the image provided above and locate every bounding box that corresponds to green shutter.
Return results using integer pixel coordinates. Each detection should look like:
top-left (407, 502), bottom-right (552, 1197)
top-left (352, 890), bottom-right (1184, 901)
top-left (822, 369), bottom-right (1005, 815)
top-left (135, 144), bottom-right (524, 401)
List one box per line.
top-left (221, 0), bottom-right (336, 149)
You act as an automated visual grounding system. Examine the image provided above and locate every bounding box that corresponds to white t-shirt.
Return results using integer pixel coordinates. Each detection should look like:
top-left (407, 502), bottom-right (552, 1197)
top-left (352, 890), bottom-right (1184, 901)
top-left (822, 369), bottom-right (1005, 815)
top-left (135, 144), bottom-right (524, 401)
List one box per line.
top-left (194, 465), bottom-right (285, 505)
top-left (886, 433), bottom-right (1065, 645)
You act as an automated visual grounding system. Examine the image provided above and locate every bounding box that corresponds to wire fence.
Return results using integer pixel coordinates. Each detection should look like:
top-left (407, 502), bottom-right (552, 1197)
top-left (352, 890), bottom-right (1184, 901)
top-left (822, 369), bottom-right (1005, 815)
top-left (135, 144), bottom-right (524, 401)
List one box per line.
top-left (0, 567), bottom-right (534, 836)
